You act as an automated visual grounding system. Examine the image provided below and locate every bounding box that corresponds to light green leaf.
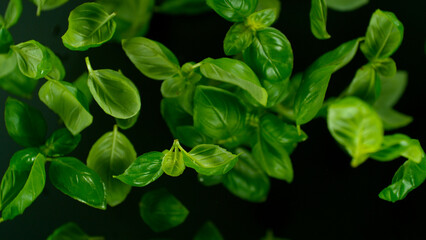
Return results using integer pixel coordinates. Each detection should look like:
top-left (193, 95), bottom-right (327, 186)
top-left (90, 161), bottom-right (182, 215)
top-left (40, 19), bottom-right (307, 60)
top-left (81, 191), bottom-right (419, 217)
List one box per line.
top-left (116, 112), bottom-right (139, 130)
top-left (245, 8), bottom-right (277, 30)
top-left (0, 27), bottom-right (13, 53)
top-left (194, 221), bottom-right (224, 240)
top-left (160, 76), bottom-right (187, 98)
top-left (11, 40), bottom-right (52, 79)
top-left (206, 0), bottom-right (258, 22)
top-left (162, 140), bottom-right (186, 177)
top-left (45, 48), bottom-right (65, 81)
top-left (325, 0), bottom-right (368, 12)
top-left (310, 0), bottom-right (330, 39)
top-left (72, 72), bottom-right (92, 104)
top-left (3, 0), bottom-right (23, 29)
top-left (255, 0), bottom-right (281, 16)
top-left (223, 23), bottom-right (253, 56)
top-left (371, 134), bottom-right (425, 164)
top-left (176, 125), bottom-right (213, 148)
top-left (41, 128), bottom-right (81, 157)
top-left (371, 58), bottom-right (396, 77)
top-left (343, 64), bottom-right (380, 103)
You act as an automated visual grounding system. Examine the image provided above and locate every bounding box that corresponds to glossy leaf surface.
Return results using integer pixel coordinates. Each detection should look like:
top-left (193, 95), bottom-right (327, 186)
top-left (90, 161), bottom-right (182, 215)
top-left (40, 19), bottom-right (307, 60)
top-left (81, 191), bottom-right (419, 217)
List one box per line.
top-left (11, 40), bottom-right (52, 79)
top-left (310, 0), bottom-right (330, 39)
top-left (41, 128), bottom-right (81, 157)
top-left (45, 48), bottom-right (65, 81)
top-left (116, 112), bottom-right (139, 130)
top-left (206, 0), bottom-right (258, 22)
top-left (161, 98), bottom-right (192, 136)
top-left (155, 0), bottom-right (210, 15)
top-left (371, 134), bottom-right (424, 164)
top-left (162, 141), bottom-right (186, 177)
top-left (245, 8), bottom-right (277, 30)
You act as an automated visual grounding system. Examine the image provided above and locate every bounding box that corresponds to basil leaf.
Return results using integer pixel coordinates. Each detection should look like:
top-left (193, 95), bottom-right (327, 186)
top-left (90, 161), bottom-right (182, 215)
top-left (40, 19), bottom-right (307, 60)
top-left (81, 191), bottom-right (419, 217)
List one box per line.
top-left (183, 144), bottom-right (238, 176)
top-left (30, 0), bottom-right (69, 16)
top-left (325, 0), bottom-right (368, 12)
top-left (176, 125), bottom-right (213, 148)
top-left (200, 58), bottom-right (267, 106)
top-left (327, 97), bottom-right (384, 167)
top-left (1, 153), bottom-right (46, 221)
top-left (49, 157), bottom-right (107, 209)
top-left (310, 0), bottom-right (330, 39)
top-left (343, 64), bottom-right (380, 103)
top-left (198, 174), bottom-right (223, 186)
top-left (0, 148), bottom-right (40, 210)
top-left (87, 125), bottom-right (136, 206)
top-left (272, 72), bottom-right (302, 120)
top-left (194, 221), bottom-right (224, 240)
top-left (86, 57), bottom-right (141, 119)
top-left (0, 27), bottom-right (13, 53)
top-left (10, 40), bottom-right (52, 79)
top-left (243, 27), bottom-right (293, 84)
top-left (47, 222), bottom-right (102, 240)
top-left (5, 97), bottom-right (47, 147)
top-left (375, 108), bottom-right (412, 131)
top-left (116, 112), bottom-right (139, 130)
top-left (246, 8), bottom-right (277, 30)
top-left (96, 0), bottom-right (154, 40)
top-left (294, 38), bottom-right (362, 125)
top-left (361, 9), bottom-right (404, 61)
top-left (252, 135), bottom-right (293, 182)
top-left (115, 151), bottom-right (164, 187)
top-left (122, 37), bottom-right (180, 80)
top-left (155, 0), bottom-right (210, 15)
top-left (371, 58), bottom-right (396, 77)
top-left (139, 188), bottom-right (189, 232)
top-left (62, 2), bottom-right (116, 51)
top-left (3, 0), bottom-right (23, 29)
top-left (162, 141), bottom-right (186, 177)
top-left (223, 148), bottom-right (270, 202)
top-left (255, 0), bottom-right (281, 16)
top-left (72, 72), bottom-right (92, 104)
top-left (160, 76), bottom-right (187, 98)
top-left (41, 128), bottom-right (81, 157)
top-left (371, 134), bottom-right (425, 164)
top-left (193, 86), bottom-right (247, 140)
top-left (206, 0), bottom-right (258, 22)
top-left (45, 48), bottom-right (65, 81)
top-left (39, 80), bottom-right (93, 135)
top-left (161, 98), bottom-right (192, 136)
top-left (223, 23), bottom-right (253, 56)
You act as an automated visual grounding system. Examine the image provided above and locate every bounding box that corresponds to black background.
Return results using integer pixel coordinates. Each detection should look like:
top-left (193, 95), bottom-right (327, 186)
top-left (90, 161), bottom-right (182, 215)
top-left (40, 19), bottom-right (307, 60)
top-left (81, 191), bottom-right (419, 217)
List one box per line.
top-left (1, 0), bottom-right (426, 239)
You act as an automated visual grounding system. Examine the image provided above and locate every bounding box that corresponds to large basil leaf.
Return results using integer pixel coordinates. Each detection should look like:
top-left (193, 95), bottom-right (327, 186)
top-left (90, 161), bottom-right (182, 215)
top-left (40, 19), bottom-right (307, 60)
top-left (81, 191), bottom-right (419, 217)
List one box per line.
top-left (0, 27), bottom-right (13, 53)
top-left (294, 38), bottom-right (362, 125)
top-left (193, 86), bottom-right (247, 140)
top-left (122, 37), bottom-right (180, 80)
top-left (243, 27), bottom-right (293, 84)
top-left (4, 97), bottom-right (47, 147)
top-left (194, 221), bottom-right (224, 240)
top-left (87, 126), bottom-right (136, 206)
top-left (155, 0), bottom-right (210, 15)
top-left (3, 0), bottom-right (23, 29)
top-left (371, 134), bottom-right (424, 164)
top-left (39, 80), bottom-right (93, 135)
top-left (139, 188), bottom-right (189, 232)
top-left (62, 2), bottom-right (116, 51)
top-left (223, 148), bottom-right (270, 202)
top-left (1, 153), bottom-right (46, 221)
top-left (41, 128), bottom-right (81, 157)
top-left (47, 222), bottom-right (103, 240)
top-left (327, 97), bottom-right (383, 167)
top-left (86, 57), bottom-right (141, 119)
top-left (360, 9), bottom-right (404, 61)
top-left (343, 64), bottom-right (380, 103)
top-left (160, 98), bottom-right (192, 136)
top-left (325, 0), bottom-right (368, 12)
top-left (223, 23), bottom-right (253, 56)
top-left (200, 58), bottom-right (267, 106)
top-left (11, 40), bottom-right (52, 79)
top-left (162, 141), bottom-right (186, 177)
top-left (379, 157), bottom-right (426, 202)
top-left (206, 0), bottom-right (258, 22)
top-left (310, 0), bottom-right (330, 39)
top-left (49, 157), bottom-right (106, 209)
top-left (184, 144), bottom-right (238, 176)
top-left (115, 151), bottom-right (164, 187)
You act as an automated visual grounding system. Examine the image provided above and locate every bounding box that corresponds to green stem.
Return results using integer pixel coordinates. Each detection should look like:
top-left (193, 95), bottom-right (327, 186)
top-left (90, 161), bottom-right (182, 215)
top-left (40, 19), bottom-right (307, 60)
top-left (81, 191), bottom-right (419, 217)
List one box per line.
top-left (191, 62), bottom-right (202, 70)
top-left (85, 57), bottom-right (94, 74)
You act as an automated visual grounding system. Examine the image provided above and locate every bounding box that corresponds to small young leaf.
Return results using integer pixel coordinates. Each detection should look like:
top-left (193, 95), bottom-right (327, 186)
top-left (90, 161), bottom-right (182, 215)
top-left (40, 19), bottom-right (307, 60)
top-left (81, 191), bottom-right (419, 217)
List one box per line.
top-left (223, 23), bottom-right (253, 56)
top-left (86, 57), bottom-right (141, 119)
top-left (116, 112), bottom-right (140, 130)
top-left (371, 58), bottom-right (396, 77)
top-left (47, 222), bottom-right (102, 240)
top-left (0, 27), bottom-right (13, 53)
top-left (361, 9), bottom-right (404, 61)
top-left (325, 0), bottom-right (368, 12)
top-left (371, 134), bottom-right (425, 164)
top-left (49, 157), bottom-right (107, 209)
top-left (139, 188), bottom-right (189, 232)
top-left (87, 125), bottom-right (136, 206)
top-left (343, 64), bottom-right (380, 103)
top-left (245, 8), bottom-right (277, 30)
top-left (194, 221), bottom-right (224, 240)
top-left (310, 0), bottom-right (330, 39)
top-left (206, 0), bottom-right (258, 22)
top-left (4, 97), bottom-right (47, 147)
top-left (162, 140), bottom-right (186, 177)
top-left (10, 40), bottom-right (52, 79)
top-left (115, 151), bottom-right (164, 187)
top-left (160, 76), bottom-right (187, 98)
top-left (62, 2), bottom-right (116, 51)
top-left (184, 144), bottom-right (238, 176)
top-left (3, 0), bottom-right (23, 29)
top-left (41, 128), bottom-right (81, 157)
top-left (122, 37), bottom-right (180, 80)
top-left (327, 97), bottom-right (384, 167)
top-left (39, 80), bottom-right (93, 135)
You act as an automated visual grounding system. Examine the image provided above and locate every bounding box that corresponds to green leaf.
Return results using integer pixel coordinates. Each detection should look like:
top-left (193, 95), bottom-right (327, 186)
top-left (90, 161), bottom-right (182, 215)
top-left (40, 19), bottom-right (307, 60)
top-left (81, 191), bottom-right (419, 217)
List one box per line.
top-left (183, 144), bottom-right (239, 176)
top-left (243, 27), bottom-right (293, 83)
top-left (361, 9), bottom-right (404, 61)
top-left (41, 128), bottom-right (81, 157)
top-left (255, 0), bottom-right (281, 16)
top-left (327, 97), bottom-right (384, 167)
top-left (160, 75), bottom-right (187, 98)
top-left (162, 140), bottom-right (186, 177)
top-left (294, 38), bottom-right (362, 125)
top-left (1, 153), bottom-right (46, 221)
top-left (4, 97), bottom-right (47, 147)
top-left (49, 157), bottom-right (107, 209)
top-left (116, 112), bottom-right (139, 130)
top-left (39, 80), bottom-right (93, 135)
top-left (155, 0), bottom-right (210, 15)
top-left (343, 64), bottom-right (380, 103)
top-left (198, 174), bottom-right (223, 186)
top-left (379, 157), bottom-right (426, 202)
top-left (310, 0), bottom-right (330, 39)
top-left (375, 108), bottom-right (412, 131)
top-left (45, 48), bottom-right (66, 81)
top-left (194, 221), bottom-right (224, 240)
top-left (200, 58), bottom-right (267, 106)
top-left (223, 148), bottom-right (270, 202)
top-left (31, 0), bottom-right (69, 12)
top-left (252, 135), bottom-right (293, 182)
top-left (10, 40), bottom-right (52, 79)
top-left (193, 86), bottom-right (247, 140)
top-left (223, 23), bottom-right (253, 56)
top-left (115, 151), bottom-right (164, 187)
top-left (245, 8), bottom-right (277, 30)
top-left (3, 0), bottom-right (23, 29)
top-left (273, 73), bottom-right (303, 120)
top-left (87, 125), bottom-right (136, 206)
top-left (62, 2), bottom-right (116, 51)
top-left (161, 98), bottom-right (192, 136)
top-left (47, 222), bottom-right (103, 240)
top-left (371, 134), bottom-right (425, 164)
top-left (72, 72), bottom-right (92, 104)
top-left (86, 57), bottom-right (141, 119)
top-left (325, 0), bottom-right (368, 12)
top-left (206, 0), bottom-right (258, 22)
top-left (176, 125), bottom-right (213, 148)
top-left (139, 188), bottom-right (189, 232)
top-left (371, 58), bottom-right (396, 77)
top-left (122, 37), bottom-right (180, 80)
top-left (0, 27), bottom-right (13, 53)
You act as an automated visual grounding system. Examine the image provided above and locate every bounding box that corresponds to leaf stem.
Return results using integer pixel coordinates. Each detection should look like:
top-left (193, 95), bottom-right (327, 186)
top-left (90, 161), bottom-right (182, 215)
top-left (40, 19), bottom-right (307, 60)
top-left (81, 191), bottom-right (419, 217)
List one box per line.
top-left (191, 62), bottom-right (202, 70)
top-left (85, 57), bottom-right (94, 74)
top-left (297, 124), bottom-right (302, 136)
